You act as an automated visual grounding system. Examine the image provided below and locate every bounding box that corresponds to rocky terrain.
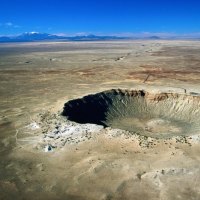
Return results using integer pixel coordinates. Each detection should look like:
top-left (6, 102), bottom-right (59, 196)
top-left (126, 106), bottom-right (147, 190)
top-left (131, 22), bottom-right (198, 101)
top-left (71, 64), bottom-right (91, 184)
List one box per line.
top-left (1, 40), bottom-right (200, 199)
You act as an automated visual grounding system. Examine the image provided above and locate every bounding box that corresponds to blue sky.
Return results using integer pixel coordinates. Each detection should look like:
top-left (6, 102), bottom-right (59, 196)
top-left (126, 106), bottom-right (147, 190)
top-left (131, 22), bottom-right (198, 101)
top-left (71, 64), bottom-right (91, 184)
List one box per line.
top-left (0, 0), bottom-right (200, 36)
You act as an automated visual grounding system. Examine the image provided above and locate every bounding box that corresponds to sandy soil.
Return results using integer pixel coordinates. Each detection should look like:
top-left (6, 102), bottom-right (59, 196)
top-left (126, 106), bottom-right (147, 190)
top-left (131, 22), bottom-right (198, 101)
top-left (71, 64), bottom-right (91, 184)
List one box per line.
top-left (1, 40), bottom-right (200, 200)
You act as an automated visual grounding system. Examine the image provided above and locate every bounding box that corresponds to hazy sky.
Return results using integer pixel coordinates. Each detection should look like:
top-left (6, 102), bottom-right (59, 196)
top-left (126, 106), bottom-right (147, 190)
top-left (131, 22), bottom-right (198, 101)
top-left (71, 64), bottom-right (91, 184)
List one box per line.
top-left (0, 0), bottom-right (200, 36)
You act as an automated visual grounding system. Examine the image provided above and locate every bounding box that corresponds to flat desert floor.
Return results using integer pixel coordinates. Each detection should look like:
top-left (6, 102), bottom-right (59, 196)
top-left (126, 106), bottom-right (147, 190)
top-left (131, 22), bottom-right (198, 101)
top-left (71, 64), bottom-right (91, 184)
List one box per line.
top-left (1, 40), bottom-right (200, 200)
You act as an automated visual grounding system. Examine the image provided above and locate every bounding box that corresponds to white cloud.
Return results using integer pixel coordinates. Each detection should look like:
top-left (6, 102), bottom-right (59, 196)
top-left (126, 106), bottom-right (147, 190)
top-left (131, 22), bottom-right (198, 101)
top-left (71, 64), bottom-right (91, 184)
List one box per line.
top-left (0, 22), bottom-right (20, 28)
top-left (5, 22), bottom-right (13, 26)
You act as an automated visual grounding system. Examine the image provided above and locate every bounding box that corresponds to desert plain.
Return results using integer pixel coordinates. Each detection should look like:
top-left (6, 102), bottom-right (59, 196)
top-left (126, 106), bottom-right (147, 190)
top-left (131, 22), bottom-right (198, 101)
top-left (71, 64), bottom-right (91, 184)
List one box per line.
top-left (1, 40), bottom-right (200, 200)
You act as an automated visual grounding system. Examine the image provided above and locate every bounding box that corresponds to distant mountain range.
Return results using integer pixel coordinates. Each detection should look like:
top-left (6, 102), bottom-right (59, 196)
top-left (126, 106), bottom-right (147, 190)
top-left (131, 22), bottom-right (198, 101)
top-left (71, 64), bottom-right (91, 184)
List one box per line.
top-left (1, 32), bottom-right (200, 42)
top-left (0, 32), bottom-right (129, 42)
top-left (0, 32), bottom-right (163, 42)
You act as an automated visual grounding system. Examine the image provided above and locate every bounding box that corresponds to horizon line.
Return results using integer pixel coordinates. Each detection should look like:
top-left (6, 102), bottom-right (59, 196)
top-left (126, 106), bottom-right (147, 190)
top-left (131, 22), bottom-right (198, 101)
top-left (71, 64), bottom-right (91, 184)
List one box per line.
top-left (1, 31), bottom-right (200, 39)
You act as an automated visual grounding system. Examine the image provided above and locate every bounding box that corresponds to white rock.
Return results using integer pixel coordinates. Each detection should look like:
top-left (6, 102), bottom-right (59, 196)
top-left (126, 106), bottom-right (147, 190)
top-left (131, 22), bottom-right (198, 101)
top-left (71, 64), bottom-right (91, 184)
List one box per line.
top-left (26, 122), bottom-right (40, 130)
top-left (44, 145), bottom-right (53, 152)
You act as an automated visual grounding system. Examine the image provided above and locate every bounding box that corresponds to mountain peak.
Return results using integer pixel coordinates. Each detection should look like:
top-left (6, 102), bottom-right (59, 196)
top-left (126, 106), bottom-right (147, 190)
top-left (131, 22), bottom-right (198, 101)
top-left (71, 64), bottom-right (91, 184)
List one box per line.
top-left (24, 32), bottom-right (40, 35)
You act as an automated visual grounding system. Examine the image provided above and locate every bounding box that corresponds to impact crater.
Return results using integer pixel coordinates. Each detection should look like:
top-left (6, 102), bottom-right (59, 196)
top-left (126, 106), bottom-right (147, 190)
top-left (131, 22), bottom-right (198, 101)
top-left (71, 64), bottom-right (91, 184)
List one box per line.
top-left (63, 89), bottom-right (200, 138)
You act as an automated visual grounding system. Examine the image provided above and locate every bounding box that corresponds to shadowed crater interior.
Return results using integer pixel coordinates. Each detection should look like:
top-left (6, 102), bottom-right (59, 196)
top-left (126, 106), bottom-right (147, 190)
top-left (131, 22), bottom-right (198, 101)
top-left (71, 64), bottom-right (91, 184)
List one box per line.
top-left (62, 89), bottom-right (200, 138)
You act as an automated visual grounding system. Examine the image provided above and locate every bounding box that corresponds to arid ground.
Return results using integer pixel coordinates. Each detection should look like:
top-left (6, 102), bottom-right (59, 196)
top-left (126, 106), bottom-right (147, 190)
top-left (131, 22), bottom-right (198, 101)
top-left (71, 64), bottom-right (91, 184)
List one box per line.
top-left (1, 40), bottom-right (200, 200)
